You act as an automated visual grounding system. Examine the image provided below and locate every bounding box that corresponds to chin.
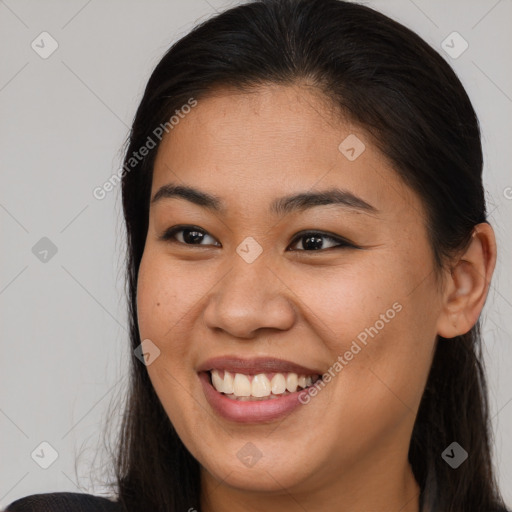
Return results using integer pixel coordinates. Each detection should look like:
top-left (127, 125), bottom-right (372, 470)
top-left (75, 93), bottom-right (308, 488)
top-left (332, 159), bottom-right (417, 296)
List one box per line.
top-left (194, 436), bottom-right (319, 493)
top-left (202, 455), bottom-right (310, 493)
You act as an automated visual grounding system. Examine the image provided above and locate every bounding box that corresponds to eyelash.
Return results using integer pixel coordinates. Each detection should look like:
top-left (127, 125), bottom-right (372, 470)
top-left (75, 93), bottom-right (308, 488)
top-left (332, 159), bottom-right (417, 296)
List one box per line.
top-left (158, 225), bottom-right (356, 252)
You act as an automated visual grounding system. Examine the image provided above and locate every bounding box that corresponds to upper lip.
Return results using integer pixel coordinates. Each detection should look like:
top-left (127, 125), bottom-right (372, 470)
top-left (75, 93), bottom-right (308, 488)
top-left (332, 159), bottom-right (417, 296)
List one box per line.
top-left (196, 356), bottom-right (322, 376)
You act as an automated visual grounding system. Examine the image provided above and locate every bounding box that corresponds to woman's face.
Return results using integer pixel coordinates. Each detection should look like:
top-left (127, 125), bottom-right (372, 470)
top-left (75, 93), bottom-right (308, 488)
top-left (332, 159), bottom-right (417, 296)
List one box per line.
top-left (136, 84), bottom-right (443, 500)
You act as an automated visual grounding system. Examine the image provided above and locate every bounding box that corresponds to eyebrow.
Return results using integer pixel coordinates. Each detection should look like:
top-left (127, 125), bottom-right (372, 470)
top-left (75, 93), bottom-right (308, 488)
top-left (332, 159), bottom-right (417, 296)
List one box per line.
top-left (151, 183), bottom-right (378, 215)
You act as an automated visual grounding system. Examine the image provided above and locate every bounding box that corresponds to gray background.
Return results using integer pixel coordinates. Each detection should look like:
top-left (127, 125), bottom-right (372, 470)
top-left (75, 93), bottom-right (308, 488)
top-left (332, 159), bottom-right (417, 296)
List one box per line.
top-left (1, 0), bottom-right (511, 508)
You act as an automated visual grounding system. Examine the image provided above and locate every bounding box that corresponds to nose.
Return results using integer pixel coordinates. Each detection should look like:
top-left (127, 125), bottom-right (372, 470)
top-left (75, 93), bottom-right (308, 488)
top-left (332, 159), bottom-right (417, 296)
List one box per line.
top-left (202, 253), bottom-right (297, 339)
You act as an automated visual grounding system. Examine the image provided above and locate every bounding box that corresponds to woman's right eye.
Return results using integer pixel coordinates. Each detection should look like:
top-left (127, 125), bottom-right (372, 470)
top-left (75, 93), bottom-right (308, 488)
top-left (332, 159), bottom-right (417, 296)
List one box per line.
top-left (159, 225), bottom-right (221, 247)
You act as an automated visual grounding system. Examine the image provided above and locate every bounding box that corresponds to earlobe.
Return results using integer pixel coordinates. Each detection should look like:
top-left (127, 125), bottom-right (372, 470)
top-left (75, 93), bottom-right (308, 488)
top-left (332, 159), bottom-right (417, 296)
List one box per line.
top-left (436, 223), bottom-right (497, 339)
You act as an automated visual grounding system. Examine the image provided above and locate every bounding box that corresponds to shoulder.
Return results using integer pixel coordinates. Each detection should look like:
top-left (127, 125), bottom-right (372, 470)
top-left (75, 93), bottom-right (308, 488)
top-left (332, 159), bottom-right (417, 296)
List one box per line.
top-left (3, 492), bottom-right (122, 512)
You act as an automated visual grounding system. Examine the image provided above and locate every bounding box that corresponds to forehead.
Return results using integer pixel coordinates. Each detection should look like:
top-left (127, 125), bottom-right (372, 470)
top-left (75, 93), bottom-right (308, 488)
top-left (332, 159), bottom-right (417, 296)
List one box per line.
top-left (151, 84), bottom-right (423, 222)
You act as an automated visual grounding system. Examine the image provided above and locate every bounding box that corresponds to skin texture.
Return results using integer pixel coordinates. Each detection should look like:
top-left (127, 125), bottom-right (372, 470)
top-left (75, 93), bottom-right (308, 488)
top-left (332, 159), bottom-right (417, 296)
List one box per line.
top-left (136, 84), bottom-right (497, 512)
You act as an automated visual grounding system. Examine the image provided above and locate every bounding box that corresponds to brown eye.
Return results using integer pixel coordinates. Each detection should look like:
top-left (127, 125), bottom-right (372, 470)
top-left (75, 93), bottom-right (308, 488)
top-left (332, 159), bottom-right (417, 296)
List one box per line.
top-left (159, 225), bottom-right (221, 247)
top-left (288, 231), bottom-right (354, 251)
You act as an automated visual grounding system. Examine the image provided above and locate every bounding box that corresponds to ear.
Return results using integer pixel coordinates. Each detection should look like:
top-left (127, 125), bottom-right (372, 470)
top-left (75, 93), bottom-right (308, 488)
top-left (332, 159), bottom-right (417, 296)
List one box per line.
top-left (436, 223), bottom-right (497, 338)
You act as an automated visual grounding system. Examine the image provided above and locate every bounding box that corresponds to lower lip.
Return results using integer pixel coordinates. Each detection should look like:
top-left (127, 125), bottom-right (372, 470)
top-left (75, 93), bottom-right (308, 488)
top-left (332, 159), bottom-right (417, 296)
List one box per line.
top-left (199, 372), bottom-right (308, 423)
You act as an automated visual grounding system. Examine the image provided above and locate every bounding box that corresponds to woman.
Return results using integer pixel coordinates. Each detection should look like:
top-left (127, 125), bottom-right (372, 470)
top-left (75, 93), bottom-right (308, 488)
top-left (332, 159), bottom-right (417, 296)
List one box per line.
top-left (6, 0), bottom-right (510, 511)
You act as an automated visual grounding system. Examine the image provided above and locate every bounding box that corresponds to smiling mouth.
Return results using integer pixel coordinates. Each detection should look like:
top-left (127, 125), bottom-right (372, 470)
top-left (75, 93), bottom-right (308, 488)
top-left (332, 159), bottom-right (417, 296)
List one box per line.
top-left (207, 369), bottom-right (322, 401)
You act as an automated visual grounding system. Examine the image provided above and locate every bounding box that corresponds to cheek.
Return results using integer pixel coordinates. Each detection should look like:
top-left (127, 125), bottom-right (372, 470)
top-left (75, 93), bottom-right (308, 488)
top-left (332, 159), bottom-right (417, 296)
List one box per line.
top-left (135, 250), bottom-right (201, 399)
top-left (290, 254), bottom-right (438, 407)
top-left (136, 250), bottom-right (200, 345)
top-left (284, 259), bottom-right (406, 351)
top-left (135, 251), bottom-right (206, 443)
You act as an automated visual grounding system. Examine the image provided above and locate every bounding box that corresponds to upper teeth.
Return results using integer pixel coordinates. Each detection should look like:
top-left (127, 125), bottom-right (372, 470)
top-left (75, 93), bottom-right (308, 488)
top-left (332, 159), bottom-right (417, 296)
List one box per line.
top-left (210, 370), bottom-right (314, 397)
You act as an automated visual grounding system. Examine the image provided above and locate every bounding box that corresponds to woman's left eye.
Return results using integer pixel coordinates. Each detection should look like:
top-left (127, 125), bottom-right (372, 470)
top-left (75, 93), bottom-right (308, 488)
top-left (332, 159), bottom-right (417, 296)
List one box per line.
top-left (288, 231), bottom-right (353, 251)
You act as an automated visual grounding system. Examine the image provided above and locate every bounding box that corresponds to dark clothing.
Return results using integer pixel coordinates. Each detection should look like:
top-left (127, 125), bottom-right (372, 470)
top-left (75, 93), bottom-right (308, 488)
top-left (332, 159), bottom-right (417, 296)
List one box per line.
top-left (5, 491), bottom-right (511, 511)
top-left (3, 493), bottom-right (122, 512)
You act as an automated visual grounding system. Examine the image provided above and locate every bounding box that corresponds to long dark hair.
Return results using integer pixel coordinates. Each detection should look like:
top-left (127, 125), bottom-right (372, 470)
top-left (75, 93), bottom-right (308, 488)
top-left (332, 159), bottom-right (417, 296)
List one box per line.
top-left (103, 1), bottom-right (509, 510)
